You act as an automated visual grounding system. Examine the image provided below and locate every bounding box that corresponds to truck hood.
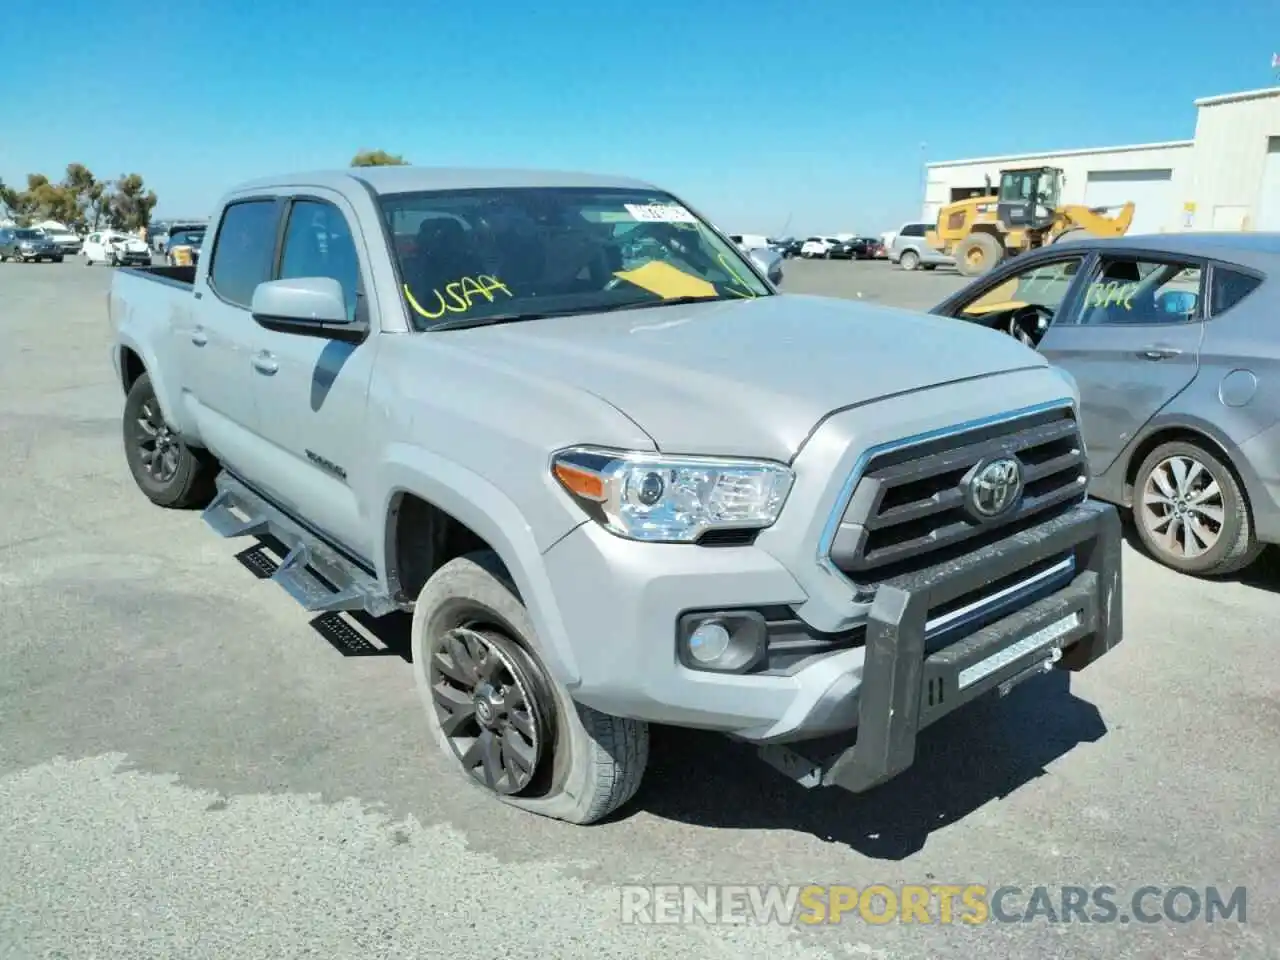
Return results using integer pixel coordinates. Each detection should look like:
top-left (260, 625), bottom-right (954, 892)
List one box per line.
top-left (443, 293), bottom-right (1050, 461)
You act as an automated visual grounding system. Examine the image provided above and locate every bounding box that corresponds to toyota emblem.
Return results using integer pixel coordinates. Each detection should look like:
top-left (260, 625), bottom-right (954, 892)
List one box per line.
top-left (966, 457), bottom-right (1023, 519)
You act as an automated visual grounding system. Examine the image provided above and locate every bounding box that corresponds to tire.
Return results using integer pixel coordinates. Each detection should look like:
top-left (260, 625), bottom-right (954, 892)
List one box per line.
top-left (52, 256), bottom-right (63, 263)
top-left (955, 232), bottom-right (1004, 277)
top-left (899, 249), bottom-right (920, 271)
top-left (122, 372), bottom-right (217, 508)
top-left (412, 551), bottom-right (649, 824)
top-left (922, 263), bottom-right (938, 271)
top-left (1132, 440), bottom-right (1263, 577)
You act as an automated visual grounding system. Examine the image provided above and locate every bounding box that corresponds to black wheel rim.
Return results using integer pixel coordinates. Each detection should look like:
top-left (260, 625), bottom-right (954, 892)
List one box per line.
top-left (134, 397), bottom-right (180, 483)
top-left (429, 626), bottom-right (545, 795)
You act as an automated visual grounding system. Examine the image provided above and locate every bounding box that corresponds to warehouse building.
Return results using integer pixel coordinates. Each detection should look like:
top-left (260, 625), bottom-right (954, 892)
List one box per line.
top-left (922, 86), bottom-right (1280, 235)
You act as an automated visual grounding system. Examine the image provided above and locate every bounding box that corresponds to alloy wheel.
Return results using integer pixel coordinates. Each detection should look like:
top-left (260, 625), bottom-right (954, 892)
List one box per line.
top-left (429, 625), bottom-right (546, 795)
top-left (1140, 454), bottom-right (1224, 559)
top-left (134, 397), bottom-right (181, 483)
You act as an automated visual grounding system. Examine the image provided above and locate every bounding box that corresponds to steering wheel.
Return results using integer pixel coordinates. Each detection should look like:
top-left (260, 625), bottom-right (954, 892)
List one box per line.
top-left (1008, 303), bottom-right (1054, 348)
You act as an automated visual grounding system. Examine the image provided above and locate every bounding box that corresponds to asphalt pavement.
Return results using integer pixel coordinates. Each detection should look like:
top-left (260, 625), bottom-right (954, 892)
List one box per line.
top-left (1, 257), bottom-right (1276, 959)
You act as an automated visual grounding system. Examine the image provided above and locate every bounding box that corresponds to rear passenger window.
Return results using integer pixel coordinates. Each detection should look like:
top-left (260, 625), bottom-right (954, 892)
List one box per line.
top-left (209, 200), bottom-right (278, 308)
top-left (1211, 268), bottom-right (1262, 316)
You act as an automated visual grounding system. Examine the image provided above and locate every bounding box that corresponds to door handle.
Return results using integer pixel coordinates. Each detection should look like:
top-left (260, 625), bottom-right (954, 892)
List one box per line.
top-left (252, 352), bottom-right (278, 375)
top-left (1137, 347), bottom-right (1181, 361)
top-left (191, 326), bottom-right (208, 347)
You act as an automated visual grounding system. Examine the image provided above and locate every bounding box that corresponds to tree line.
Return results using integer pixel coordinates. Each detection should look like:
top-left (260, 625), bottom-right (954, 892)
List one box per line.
top-left (0, 164), bottom-right (157, 232)
top-left (0, 152), bottom-right (405, 232)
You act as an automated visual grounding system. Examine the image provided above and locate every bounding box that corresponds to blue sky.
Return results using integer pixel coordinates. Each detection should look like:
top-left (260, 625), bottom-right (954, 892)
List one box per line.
top-left (2, 0), bottom-right (1275, 234)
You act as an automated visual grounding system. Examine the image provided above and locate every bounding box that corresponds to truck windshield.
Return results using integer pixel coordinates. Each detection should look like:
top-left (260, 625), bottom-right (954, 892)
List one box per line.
top-left (379, 187), bottom-right (772, 329)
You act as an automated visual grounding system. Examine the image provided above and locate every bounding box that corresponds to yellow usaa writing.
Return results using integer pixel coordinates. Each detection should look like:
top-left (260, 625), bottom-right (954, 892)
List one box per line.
top-left (405, 275), bottom-right (513, 320)
top-left (796, 884), bottom-right (990, 925)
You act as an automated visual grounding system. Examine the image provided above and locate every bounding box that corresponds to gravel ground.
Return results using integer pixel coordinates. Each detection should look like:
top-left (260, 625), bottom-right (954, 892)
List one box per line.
top-left (1, 257), bottom-right (1276, 959)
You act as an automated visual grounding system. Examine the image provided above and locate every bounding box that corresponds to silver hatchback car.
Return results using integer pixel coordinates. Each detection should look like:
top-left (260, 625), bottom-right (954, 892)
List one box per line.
top-left (930, 233), bottom-right (1279, 578)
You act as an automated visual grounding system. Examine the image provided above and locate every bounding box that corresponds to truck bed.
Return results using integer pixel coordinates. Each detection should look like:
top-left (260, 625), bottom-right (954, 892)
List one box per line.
top-left (126, 264), bottom-right (198, 288)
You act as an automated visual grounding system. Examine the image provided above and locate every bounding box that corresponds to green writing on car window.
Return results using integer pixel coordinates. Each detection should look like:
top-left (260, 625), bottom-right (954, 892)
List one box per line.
top-left (1086, 280), bottom-right (1136, 311)
top-left (404, 275), bottom-right (513, 320)
top-left (718, 253), bottom-right (759, 299)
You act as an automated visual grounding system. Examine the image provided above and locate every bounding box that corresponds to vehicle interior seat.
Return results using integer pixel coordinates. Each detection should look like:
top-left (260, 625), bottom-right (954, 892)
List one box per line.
top-left (412, 218), bottom-right (484, 293)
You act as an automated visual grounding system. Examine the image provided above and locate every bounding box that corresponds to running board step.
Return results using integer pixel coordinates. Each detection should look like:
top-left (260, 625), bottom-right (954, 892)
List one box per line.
top-left (202, 490), bottom-right (269, 538)
top-left (203, 471), bottom-right (401, 618)
top-left (272, 544), bottom-right (367, 613)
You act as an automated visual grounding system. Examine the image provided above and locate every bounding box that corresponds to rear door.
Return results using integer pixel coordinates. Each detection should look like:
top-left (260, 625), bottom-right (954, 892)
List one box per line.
top-left (1037, 251), bottom-right (1207, 474)
top-left (184, 198), bottom-right (281, 471)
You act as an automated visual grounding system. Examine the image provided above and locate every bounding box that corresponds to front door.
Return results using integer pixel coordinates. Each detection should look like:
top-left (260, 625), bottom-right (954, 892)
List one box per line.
top-left (1037, 252), bottom-right (1206, 474)
top-left (182, 197), bottom-right (281, 473)
top-left (244, 193), bottom-right (377, 561)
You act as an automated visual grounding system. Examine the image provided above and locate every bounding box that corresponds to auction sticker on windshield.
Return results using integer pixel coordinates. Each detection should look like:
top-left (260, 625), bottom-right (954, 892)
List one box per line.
top-left (624, 203), bottom-right (697, 223)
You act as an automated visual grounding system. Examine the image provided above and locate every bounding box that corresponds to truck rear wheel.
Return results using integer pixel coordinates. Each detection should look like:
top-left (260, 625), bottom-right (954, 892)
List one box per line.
top-left (412, 551), bottom-right (649, 824)
top-left (955, 232), bottom-right (1004, 277)
top-left (122, 372), bottom-right (216, 508)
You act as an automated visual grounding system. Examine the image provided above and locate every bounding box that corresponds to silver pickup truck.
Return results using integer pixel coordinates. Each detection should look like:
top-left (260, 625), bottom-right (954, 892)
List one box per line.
top-left (109, 167), bottom-right (1123, 825)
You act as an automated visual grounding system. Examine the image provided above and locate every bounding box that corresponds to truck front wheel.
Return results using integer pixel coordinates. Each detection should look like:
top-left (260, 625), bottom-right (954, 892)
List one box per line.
top-left (412, 551), bottom-right (649, 824)
top-left (122, 372), bottom-right (216, 508)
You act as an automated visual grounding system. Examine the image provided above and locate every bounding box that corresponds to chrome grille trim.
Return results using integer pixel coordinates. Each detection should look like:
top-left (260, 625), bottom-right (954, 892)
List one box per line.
top-left (817, 398), bottom-right (1083, 591)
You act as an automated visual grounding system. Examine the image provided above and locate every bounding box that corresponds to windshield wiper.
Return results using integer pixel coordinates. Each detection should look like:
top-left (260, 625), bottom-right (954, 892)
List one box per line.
top-left (428, 295), bottom-right (735, 331)
top-left (429, 312), bottom-right (561, 331)
top-left (596, 294), bottom-right (731, 313)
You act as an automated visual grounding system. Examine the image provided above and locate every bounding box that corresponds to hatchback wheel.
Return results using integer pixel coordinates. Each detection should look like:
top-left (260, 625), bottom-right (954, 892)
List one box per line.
top-left (1133, 440), bottom-right (1263, 576)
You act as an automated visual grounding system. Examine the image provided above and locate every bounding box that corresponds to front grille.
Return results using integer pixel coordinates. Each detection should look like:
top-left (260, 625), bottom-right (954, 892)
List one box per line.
top-left (827, 405), bottom-right (1087, 584)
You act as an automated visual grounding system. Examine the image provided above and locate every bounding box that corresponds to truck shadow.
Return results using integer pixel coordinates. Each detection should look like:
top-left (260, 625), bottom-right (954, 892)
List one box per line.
top-left (634, 669), bottom-right (1107, 860)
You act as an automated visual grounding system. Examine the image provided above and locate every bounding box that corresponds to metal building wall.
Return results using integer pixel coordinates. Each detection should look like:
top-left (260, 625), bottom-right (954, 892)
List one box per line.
top-left (1185, 88), bottom-right (1280, 230)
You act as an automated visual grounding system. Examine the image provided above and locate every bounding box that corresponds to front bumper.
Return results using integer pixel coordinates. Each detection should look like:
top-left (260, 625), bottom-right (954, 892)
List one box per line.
top-left (766, 498), bottom-right (1122, 794)
top-left (544, 495), bottom-right (1122, 767)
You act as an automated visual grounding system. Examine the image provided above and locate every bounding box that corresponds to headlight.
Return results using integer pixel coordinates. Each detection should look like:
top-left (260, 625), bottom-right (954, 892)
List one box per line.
top-left (551, 446), bottom-right (794, 542)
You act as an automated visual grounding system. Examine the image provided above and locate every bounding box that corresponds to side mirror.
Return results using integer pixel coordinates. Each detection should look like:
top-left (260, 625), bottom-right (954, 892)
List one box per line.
top-left (250, 277), bottom-right (366, 342)
top-left (749, 248), bottom-right (784, 287)
top-left (1155, 289), bottom-right (1198, 317)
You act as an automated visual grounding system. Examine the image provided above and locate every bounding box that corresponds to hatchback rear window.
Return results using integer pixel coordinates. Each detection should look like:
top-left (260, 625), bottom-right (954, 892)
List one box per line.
top-left (1210, 268), bottom-right (1262, 316)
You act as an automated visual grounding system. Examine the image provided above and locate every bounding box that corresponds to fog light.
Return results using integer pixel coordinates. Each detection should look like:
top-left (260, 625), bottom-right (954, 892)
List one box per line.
top-left (677, 610), bottom-right (768, 673)
top-left (688, 621), bottom-right (731, 663)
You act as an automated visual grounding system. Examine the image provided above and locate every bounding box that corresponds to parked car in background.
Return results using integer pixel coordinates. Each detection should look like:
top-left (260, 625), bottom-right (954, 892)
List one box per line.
top-left (890, 222), bottom-right (954, 272)
top-left (0, 227), bottom-right (62, 262)
top-left (826, 238), bottom-right (860, 260)
top-left (39, 226), bottom-right (83, 256)
top-left (930, 232), bottom-right (1280, 577)
top-left (799, 236), bottom-right (840, 258)
top-left (32, 221), bottom-right (83, 256)
top-left (165, 227), bottom-right (207, 266)
top-left (83, 230), bottom-right (152, 266)
top-left (775, 237), bottom-right (804, 258)
top-left (153, 220), bottom-right (204, 255)
top-left (850, 237), bottom-right (886, 260)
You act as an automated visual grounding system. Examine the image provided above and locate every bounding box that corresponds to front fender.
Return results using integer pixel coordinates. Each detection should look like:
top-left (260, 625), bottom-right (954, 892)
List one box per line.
top-left (376, 443), bottom-right (582, 687)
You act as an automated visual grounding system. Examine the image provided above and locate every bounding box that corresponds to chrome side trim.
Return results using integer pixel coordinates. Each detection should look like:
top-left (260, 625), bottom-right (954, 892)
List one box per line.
top-left (816, 397), bottom-right (1077, 585)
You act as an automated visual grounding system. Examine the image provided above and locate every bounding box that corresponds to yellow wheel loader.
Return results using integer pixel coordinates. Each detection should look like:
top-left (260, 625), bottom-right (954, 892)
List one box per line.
top-left (925, 166), bottom-right (1135, 277)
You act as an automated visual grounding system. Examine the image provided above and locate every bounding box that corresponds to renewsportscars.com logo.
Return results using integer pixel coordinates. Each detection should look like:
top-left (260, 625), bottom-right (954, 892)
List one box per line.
top-left (619, 884), bottom-right (1248, 926)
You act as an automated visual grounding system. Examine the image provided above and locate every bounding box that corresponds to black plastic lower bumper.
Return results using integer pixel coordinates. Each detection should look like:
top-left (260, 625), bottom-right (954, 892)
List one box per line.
top-left (783, 499), bottom-right (1122, 794)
